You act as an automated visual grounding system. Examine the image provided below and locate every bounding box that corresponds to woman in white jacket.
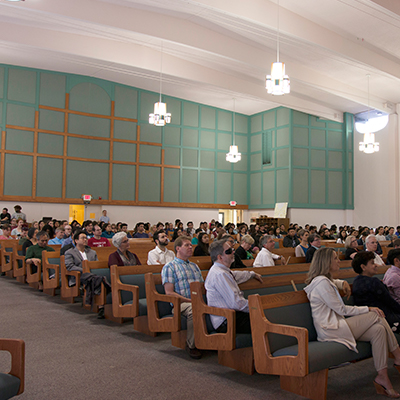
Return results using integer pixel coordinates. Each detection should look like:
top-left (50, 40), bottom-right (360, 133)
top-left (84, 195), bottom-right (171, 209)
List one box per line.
top-left (305, 247), bottom-right (400, 398)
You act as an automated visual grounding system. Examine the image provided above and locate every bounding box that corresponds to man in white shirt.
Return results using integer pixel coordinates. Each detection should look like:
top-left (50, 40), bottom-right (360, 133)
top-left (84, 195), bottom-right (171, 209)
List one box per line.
top-left (253, 235), bottom-right (286, 267)
top-left (147, 230), bottom-right (175, 265)
top-left (205, 239), bottom-right (263, 333)
top-left (365, 234), bottom-right (385, 266)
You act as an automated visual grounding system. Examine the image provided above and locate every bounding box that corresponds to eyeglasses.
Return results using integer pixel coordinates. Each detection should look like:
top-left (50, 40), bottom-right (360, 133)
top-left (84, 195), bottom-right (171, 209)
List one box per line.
top-left (121, 240), bottom-right (129, 244)
top-left (224, 247), bottom-right (234, 255)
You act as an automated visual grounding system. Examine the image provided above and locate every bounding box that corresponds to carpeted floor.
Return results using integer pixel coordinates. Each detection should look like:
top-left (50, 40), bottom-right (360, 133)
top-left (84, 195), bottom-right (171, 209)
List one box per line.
top-left (1, 276), bottom-right (399, 400)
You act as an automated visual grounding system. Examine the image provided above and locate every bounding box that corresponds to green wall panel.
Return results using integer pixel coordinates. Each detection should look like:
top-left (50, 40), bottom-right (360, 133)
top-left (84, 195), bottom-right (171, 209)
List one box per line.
top-left (217, 132), bottom-right (231, 151)
top-left (216, 172), bottom-right (231, 204)
top-left (311, 116), bottom-right (326, 128)
top-left (5, 129), bottom-right (34, 152)
top-left (234, 154), bottom-right (247, 172)
top-left (39, 109), bottom-right (64, 132)
top-left (293, 110), bottom-right (308, 125)
top-left (327, 130), bottom-right (343, 149)
top-left (182, 148), bottom-right (198, 167)
top-left (164, 147), bottom-right (180, 166)
top-left (293, 169), bottom-right (309, 204)
top-left (164, 126), bottom-right (181, 146)
top-left (114, 120), bottom-right (137, 140)
top-left (39, 73), bottom-right (66, 108)
top-left (263, 171), bottom-right (275, 205)
top-left (263, 110), bottom-right (275, 130)
top-left (113, 142), bottom-right (136, 162)
top-left (8, 68), bottom-right (36, 104)
top-left (138, 166), bottom-right (160, 202)
top-left (250, 173), bottom-right (261, 205)
top-left (311, 129), bottom-right (325, 147)
top-left (348, 153), bottom-right (353, 170)
top-left (183, 102), bottom-right (199, 127)
top-left (69, 83), bottom-right (111, 115)
top-left (293, 126), bottom-right (309, 146)
top-left (200, 150), bottom-right (215, 169)
top-left (277, 127), bottom-right (290, 147)
top-left (67, 137), bottom-right (109, 160)
top-left (36, 157), bottom-right (63, 198)
top-left (233, 174), bottom-right (247, 205)
top-left (236, 114), bottom-right (248, 134)
top-left (328, 151), bottom-right (342, 169)
top-left (66, 161), bottom-right (109, 199)
top-left (112, 164), bottom-right (135, 201)
top-left (251, 114), bottom-right (262, 133)
top-left (348, 172), bottom-right (353, 205)
top-left (164, 168), bottom-right (180, 203)
top-left (140, 92), bottom-right (158, 122)
top-left (199, 170), bottom-right (215, 203)
top-left (217, 152), bottom-right (230, 170)
top-left (276, 169), bottom-right (289, 202)
top-left (68, 114), bottom-right (110, 138)
top-left (0, 67), bottom-right (4, 98)
top-left (235, 134), bottom-right (247, 153)
top-left (311, 149), bottom-right (326, 168)
top-left (200, 131), bottom-right (215, 149)
top-left (114, 86), bottom-right (138, 119)
top-left (218, 110), bottom-right (232, 132)
top-left (311, 170), bottom-right (326, 204)
top-left (328, 171), bottom-right (343, 204)
top-left (6, 104), bottom-right (35, 128)
top-left (140, 123), bottom-right (162, 144)
top-left (293, 148), bottom-right (308, 167)
top-left (251, 134), bottom-right (262, 152)
top-left (164, 97), bottom-right (181, 125)
top-left (277, 108), bottom-right (290, 126)
top-left (182, 128), bottom-right (198, 147)
top-left (276, 148), bottom-right (289, 168)
top-left (251, 153), bottom-right (261, 171)
top-left (181, 169), bottom-right (197, 203)
top-left (38, 133), bottom-right (64, 156)
top-left (4, 154), bottom-right (33, 196)
top-left (139, 145), bottom-right (162, 164)
top-left (201, 107), bottom-right (215, 129)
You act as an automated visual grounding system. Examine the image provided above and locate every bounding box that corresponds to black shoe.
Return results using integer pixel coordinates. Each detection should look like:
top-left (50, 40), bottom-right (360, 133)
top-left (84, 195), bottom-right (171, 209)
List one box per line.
top-left (186, 344), bottom-right (202, 359)
top-left (97, 307), bottom-right (105, 319)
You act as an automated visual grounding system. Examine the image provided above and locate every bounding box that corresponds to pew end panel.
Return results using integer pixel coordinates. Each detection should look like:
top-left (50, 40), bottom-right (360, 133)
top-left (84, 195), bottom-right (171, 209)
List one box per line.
top-left (0, 240), bottom-right (16, 275)
top-left (60, 256), bottom-right (81, 303)
top-left (13, 244), bottom-right (26, 284)
top-left (0, 338), bottom-right (25, 397)
top-left (42, 250), bottom-right (61, 296)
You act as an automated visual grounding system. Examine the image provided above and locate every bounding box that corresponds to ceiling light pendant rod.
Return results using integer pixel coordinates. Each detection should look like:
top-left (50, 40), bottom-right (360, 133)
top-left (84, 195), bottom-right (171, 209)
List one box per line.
top-left (276, 0), bottom-right (280, 63)
top-left (226, 98), bottom-right (241, 163)
top-left (159, 42), bottom-right (163, 103)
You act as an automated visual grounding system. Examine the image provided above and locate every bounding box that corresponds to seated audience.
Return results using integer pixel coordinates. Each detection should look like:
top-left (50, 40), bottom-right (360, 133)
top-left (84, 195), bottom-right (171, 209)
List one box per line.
top-left (0, 207), bottom-right (10, 224)
top-left (0, 224), bottom-right (12, 240)
top-left (18, 227), bottom-right (29, 245)
top-left (172, 228), bottom-right (184, 242)
top-left (383, 249), bottom-right (400, 305)
top-left (336, 230), bottom-right (347, 244)
top-left (25, 231), bottom-right (55, 278)
top-left (365, 234), bottom-right (385, 266)
top-left (344, 235), bottom-right (360, 260)
top-left (121, 223), bottom-right (132, 238)
top-left (10, 218), bottom-right (17, 229)
top-left (375, 226), bottom-right (386, 242)
top-left (101, 223), bottom-right (115, 239)
top-left (147, 230), bottom-right (175, 265)
top-left (236, 224), bottom-right (247, 243)
top-left (88, 225), bottom-right (111, 247)
top-left (282, 227), bottom-right (300, 248)
top-left (211, 222), bottom-right (223, 239)
top-left (234, 235), bottom-right (255, 268)
top-left (272, 227), bottom-right (282, 239)
top-left (352, 251), bottom-right (400, 332)
top-left (11, 218), bottom-right (24, 237)
top-left (48, 228), bottom-right (65, 245)
top-left (23, 227), bottom-right (38, 255)
top-left (42, 224), bottom-right (54, 239)
top-left (295, 229), bottom-right (309, 257)
top-left (205, 239), bottom-right (263, 334)
top-left (193, 232), bottom-right (210, 257)
top-left (82, 221), bottom-right (94, 239)
top-left (387, 227), bottom-right (396, 241)
top-left (304, 247), bottom-right (400, 398)
top-left (132, 222), bottom-right (149, 238)
top-left (186, 221), bottom-right (195, 237)
top-left (108, 232), bottom-right (141, 266)
top-left (254, 235), bottom-right (286, 267)
top-left (305, 233), bottom-right (322, 263)
top-left (11, 205), bottom-right (26, 221)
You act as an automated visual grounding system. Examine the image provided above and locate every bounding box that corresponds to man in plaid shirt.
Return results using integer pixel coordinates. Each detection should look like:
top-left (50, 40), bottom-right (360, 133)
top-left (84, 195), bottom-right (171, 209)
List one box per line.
top-left (161, 235), bottom-right (203, 359)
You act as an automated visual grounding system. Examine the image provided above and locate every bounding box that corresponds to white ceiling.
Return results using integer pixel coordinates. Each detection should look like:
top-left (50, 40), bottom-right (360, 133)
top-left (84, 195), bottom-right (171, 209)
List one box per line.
top-left (1, 0), bottom-right (400, 121)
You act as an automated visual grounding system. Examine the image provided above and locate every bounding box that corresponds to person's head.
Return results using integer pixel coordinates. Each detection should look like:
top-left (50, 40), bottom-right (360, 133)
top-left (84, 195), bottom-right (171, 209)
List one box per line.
top-left (239, 225), bottom-right (247, 234)
top-left (352, 251), bottom-right (376, 275)
top-left (120, 223), bottom-right (128, 233)
top-left (198, 232), bottom-right (209, 245)
top-left (240, 234), bottom-right (254, 251)
top-left (156, 222), bottom-right (164, 231)
top-left (83, 221), bottom-right (93, 232)
top-left (306, 247), bottom-right (337, 284)
top-left (20, 226), bottom-right (29, 238)
top-left (14, 205), bottom-right (22, 213)
top-left (298, 229), bottom-right (309, 243)
top-left (210, 239), bottom-right (235, 267)
top-left (175, 219), bottom-right (181, 227)
top-left (376, 226), bottom-right (384, 235)
top-left (2, 207), bottom-right (7, 214)
top-left (102, 210), bottom-right (107, 216)
top-left (345, 235), bottom-right (358, 249)
top-left (112, 232), bottom-right (130, 251)
top-left (42, 224), bottom-right (54, 239)
top-left (72, 230), bottom-right (87, 249)
top-left (2, 224), bottom-right (11, 236)
top-left (93, 224), bottom-right (102, 238)
top-left (388, 227), bottom-right (395, 236)
top-left (48, 220), bottom-right (54, 228)
top-left (28, 227), bottom-right (37, 240)
top-left (10, 218), bottom-right (16, 226)
top-left (308, 233), bottom-right (321, 248)
top-left (16, 218), bottom-right (24, 228)
top-left (280, 224), bottom-right (286, 231)
top-left (177, 222), bottom-right (183, 231)
top-left (187, 221), bottom-right (193, 230)
top-left (36, 231), bottom-right (49, 247)
top-left (387, 249), bottom-right (400, 267)
top-left (393, 239), bottom-right (400, 249)
top-left (103, 223), bottom-right (112, 232)
top-left (64, 225), bottom-right (72, 237)
top-left (174, 236), bottom-right (192, 260)
top-left (365, 235), bottom-right (378, 252)
top-left (54, 227), bottom-right (64, 239)
top-left (287, 227), bottom-right (296, 237)
top-left (397, 226), bottom-right (400, 233)
top-left (153, 230), bottom-right (169, 247)
top-left (135, 222), bottom-right (145, 233)
top-left (221, 234), bottom-right (235, 248)
top-left (259, 235), bottom-right (275, 251)
top-left (274, 227), bottom-right (281, 236)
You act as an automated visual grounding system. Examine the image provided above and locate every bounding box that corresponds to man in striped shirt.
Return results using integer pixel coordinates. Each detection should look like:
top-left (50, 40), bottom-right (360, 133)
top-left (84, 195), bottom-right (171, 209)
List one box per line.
top-left (205, 239), bottom-right (263, 334)
top-left (161, 235), bottom-right (203, 359)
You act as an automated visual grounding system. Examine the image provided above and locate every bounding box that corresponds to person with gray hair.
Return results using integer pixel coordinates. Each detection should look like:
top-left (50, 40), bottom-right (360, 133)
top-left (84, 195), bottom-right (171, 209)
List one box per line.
top-left (108, 232), bottom-right (141, 267)
top-left (365, 234), bottom-right (385, 266)
top-left (253, 235), bottom-right (286, 267)
top-left (205, 239), bottom-right (263, 333)
top-left (234, 234), bottom-right (255, 268)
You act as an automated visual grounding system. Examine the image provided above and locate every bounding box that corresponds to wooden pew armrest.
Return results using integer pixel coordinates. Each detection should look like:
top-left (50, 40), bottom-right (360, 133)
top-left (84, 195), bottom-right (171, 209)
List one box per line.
top-left (0, 338), bottom-right (25, 395)
top-left (112, 279), bottom-right (140, 318)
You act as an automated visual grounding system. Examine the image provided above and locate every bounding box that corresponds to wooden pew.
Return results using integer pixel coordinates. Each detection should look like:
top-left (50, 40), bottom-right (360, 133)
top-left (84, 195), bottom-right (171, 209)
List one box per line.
top-left (0, 239), bottom-right (18, 277)
top-left (13, 243), bottom-right (26, 284)
top-left (42, 250), bottom-right (61, 296)
top-left (60, 255), bottom-right (80, 303)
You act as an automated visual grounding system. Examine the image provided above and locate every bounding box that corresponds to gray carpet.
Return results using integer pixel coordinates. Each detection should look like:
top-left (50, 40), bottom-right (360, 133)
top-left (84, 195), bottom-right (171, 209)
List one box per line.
top-left (1, 276), bottom-right (398, 400)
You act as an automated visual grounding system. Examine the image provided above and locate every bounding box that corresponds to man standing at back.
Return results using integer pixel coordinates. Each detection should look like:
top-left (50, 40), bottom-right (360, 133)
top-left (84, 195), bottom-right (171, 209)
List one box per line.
top-left (161, 236), bottom-right (203, 359)
top-left (147, 230), bottom-right (175, 265)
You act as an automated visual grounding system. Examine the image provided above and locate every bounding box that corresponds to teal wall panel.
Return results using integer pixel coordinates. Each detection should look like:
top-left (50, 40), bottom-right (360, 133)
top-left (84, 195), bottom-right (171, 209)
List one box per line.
top-left (164, 168), bottom-right (180, 203)
top-left (328, 151), bottom-right (342, 169)
top-left (183, 102), bottom-right (199, 127)
top-left (7, 104), bottom-right (35, 128)
top-left (250, 173), bottom-right (261, 205)
top-left (251, 153), bottom-right (261, 171)
top-left (39, 110), bottom-right (64, 132)
top-left (311, 129), bottom-right (325, 147)
top-left (235, 134), bottom-right (247, 153)
top-left (67, 137), bottom-right (109, 160)
top-left (182, 128), bottom-right (198, 147)
top-left (112, 164), bottom-right (135, 201)
top-left (38, 133), bottom-right (64, 156)
top-left (164, 97), bottom-right (181, 125)
top-left (251, 134), bottom-right (262, 152)
top-left (311, 116), bottom-right (326, 128)
top-left (66, 161), bottom-right (109, 199)
top-left (293, 126), bottom-right (309, 146)
top-left (68, 114), bottom-right (110, 138)
top-left (138, 166), bottom-right (160, 202)
top-left (69, 83), bottom-right (111, 115)
top-left (328, 171), bottom-right (343, 204)
top-left (164, 126), bottom-right (181, 146)
top-left (36, 157), bottom-right (63, 198)
top-left (234, 153), bottom-right (247, 172)
top-left (113, 142), bottom-right (136, 162)
top-left (182, 148), bottom-right (198, 168)
top-left (217, 152), bottom-right (230, 170)
top-left (140, 92), bottom-right (158, 122)
top-left (276, 148), bottom-right (289, 168)
top-left (263, 110), bottom-right (275, 130)
top-left (140, 123), bottom-right (162, 144)
top-left (199, 170), bottom-right (215, 203)
top-left (114, 86), bottom-right (138, 119)
top-left (200, 130), bottom-right (215, 149)
top-left (114, 120), bottom-right (137, 140)
top-left (4, 154), bottom-right (33, 196)
top-left (236, 114), bottom-right (247, 134)
top-left (251, 114), bottom-right (262, 133)
top-left (276, 169), bottom-right (289, 202)
top-left (311, 149), bottom-right (326, 168)
top-left (311, 170), bottom-right (326, 204)
top-left (293, 169), bottom-right (308, 204)
top-left (293, 110), bottom-right (308, 125)
top-left (277, 127), bottom-right (290, 147)
top-left (216, 172), bottom-right (231, 204)
top-left (233, 174), bottom-right (247, 205)
top-left (217, 132), bottom-right (231, 151)
top-left (39, 72), bottom-right (66, 108)
top-left (293, 148), bottom-right (308, 167)
top-left (181, 169), bottom-right (197, 203)
top-left (8, 68), bottom-right (36, 104)
top-left (263, 171), bottom-right (275, 205)
top-left (200, 150), bottom-right (215, 169)
top-left (139, 145), bottom-right (161, 164)
top-left (327, 130), bottom-right (342, 149)
top-left (277, 108), bottom-right (290, 126)
top-left (0, 67), bottom-right (4, 98)
top-left (6, 129), bottom-right (34, 152)
top-left (201, 107), bottom-right (215, 129)
top-left (164, 147), bottom-right (180, 166)
top-left (218, 110), bottom-right (232, 132)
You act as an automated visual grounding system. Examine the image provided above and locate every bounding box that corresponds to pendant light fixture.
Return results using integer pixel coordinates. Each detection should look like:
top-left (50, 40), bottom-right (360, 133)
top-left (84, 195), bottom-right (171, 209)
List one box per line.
top-left (266, 0), bottom-right (290, 95)
top-left (149, 42), bottom-right (171, 126)
top-left (226, 99), bottom-right (241, 163)
top-left (358, 75), bottom-right (379, 154)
